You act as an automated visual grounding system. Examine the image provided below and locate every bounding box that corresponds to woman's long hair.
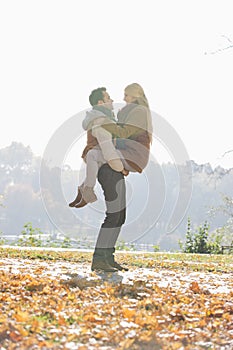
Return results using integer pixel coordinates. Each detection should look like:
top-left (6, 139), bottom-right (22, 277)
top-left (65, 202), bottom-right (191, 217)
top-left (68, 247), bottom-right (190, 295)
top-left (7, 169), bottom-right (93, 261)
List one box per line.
top-left (124, 83), bottom-right (153, 143)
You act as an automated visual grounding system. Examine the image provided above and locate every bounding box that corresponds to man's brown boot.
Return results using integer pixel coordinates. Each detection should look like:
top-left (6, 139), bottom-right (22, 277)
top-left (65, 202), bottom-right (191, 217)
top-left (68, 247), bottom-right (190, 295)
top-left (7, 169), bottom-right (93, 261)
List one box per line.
top-left (106, 248), bottom-right (129, 271)
top-left (91, 248), bottom-right (117, 272)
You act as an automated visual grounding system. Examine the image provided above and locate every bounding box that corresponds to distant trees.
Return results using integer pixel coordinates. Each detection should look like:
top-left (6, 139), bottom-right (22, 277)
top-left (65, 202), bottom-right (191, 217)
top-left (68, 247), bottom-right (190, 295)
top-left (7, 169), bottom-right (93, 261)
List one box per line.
top-left (0, 142), bottom-right (43, 234)
top-left (209, 195), bottom-right (233, 247)
top-left (0, 142), bottom-right (232, 250)
top-left (0, 142), bottom-right (40, 192)
top-left (3, 184), bottom-right (42, 234)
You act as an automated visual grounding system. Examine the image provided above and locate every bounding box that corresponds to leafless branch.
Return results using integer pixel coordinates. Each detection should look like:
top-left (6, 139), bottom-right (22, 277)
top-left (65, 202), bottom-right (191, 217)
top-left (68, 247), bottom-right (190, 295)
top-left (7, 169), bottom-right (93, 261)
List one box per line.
top-left (221, 35), bottom-right (232, 44)
top-left (204, 35), bottom-right (233, 55)
top-left (221, 149), bottom-right (233, 158)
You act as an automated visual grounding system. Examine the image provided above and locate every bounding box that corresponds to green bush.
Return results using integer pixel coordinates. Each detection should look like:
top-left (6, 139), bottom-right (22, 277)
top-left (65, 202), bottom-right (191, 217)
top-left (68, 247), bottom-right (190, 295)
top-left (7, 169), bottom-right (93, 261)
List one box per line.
top-left (153, 245), bottom-right (160, 252)
top-left (16, 222), bottom-right (43, 247)
top-left (0, 232), bottom-right (6, 245)
top-left (180, 218), bottom-right (223, 254)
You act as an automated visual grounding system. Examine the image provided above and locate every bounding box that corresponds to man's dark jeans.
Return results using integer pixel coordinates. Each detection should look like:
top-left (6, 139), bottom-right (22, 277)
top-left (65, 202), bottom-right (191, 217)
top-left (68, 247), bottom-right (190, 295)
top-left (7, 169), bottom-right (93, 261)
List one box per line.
top-left (95, 164), bottom-right (126, 249)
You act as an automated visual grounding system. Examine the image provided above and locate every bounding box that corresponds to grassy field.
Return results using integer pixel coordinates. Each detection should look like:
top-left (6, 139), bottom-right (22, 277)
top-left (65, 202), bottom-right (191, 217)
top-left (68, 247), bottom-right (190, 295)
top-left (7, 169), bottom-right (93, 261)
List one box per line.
top-left (0, 247), bottom-right (233, 349)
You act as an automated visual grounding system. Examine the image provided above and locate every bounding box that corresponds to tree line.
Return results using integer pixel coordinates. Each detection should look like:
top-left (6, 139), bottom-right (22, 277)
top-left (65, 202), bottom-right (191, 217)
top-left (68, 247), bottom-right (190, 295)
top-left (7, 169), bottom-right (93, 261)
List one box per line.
top-left (0, 142), bottom-right (232, 251)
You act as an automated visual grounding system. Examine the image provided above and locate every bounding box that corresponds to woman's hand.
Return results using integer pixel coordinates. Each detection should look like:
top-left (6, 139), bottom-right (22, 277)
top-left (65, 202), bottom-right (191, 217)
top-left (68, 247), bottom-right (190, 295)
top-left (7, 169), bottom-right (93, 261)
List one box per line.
top-left (122, 169), bottom-right (129, 176)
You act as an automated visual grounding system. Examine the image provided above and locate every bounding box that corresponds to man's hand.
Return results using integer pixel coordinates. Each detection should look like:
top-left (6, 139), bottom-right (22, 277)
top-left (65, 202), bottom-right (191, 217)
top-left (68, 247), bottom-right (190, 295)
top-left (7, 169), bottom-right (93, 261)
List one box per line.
top-left (122, 169), bottom-right (129, 176)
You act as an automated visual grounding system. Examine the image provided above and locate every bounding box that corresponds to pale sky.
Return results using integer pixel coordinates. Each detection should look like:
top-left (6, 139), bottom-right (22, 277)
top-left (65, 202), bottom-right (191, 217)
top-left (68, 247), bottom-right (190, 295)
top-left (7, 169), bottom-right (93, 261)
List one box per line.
top-left (1, 0), bottom-right (233, 169)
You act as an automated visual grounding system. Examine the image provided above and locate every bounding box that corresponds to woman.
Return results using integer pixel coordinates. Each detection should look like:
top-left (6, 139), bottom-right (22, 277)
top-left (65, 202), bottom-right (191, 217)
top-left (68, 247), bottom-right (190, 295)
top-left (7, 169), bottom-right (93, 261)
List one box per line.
top-left (108, 82), bottom-right (153, 174)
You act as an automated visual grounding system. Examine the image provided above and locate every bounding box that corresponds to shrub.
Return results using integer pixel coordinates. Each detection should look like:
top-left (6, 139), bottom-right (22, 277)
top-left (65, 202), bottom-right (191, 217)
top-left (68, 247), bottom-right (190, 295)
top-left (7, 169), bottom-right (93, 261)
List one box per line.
top-left (180, 218), bottom-right (223, 254)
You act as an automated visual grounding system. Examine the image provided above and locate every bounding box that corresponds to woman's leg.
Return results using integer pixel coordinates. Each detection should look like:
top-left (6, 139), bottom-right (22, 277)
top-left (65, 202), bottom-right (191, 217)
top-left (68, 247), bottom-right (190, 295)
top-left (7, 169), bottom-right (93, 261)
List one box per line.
top-left (70, 148), bottom-right (106, 207)
top-left (75, 148), bottom-right (106, 206)
top-left (92, 122), bottom-right (124, 172)
top-left (84, 148), bottom-right (106, 187)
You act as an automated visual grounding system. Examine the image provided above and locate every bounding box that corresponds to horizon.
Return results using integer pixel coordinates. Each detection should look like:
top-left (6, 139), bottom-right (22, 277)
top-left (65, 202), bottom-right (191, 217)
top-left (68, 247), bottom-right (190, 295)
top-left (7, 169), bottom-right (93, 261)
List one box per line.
top-left (1, 140), bottom-right (233, 172)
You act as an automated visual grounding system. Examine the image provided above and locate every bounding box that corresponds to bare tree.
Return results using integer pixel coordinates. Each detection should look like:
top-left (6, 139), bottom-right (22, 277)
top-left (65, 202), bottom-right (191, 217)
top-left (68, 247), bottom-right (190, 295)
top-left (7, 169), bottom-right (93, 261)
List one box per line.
top-left (221, 149), bottom-right (233, 158)
top-left (205, 35), bottom-right (233, 55)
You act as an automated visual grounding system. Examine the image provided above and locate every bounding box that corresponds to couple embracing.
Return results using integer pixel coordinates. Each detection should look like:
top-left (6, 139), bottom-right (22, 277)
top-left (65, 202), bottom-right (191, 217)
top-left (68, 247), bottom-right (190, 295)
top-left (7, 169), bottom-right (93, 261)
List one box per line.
top-left (69, 83), bottom-right (153, 272)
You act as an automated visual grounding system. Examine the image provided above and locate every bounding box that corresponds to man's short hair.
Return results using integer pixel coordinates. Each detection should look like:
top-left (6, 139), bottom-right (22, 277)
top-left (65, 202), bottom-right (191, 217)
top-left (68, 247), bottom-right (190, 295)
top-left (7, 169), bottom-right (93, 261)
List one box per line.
top-left (89, 87), bottom-right (106, 106)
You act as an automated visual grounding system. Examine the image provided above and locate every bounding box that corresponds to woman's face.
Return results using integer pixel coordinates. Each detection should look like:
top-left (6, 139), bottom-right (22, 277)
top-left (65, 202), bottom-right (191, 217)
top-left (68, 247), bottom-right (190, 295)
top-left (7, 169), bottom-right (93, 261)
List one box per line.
top-left (124, 91), bottom-right (136, 104)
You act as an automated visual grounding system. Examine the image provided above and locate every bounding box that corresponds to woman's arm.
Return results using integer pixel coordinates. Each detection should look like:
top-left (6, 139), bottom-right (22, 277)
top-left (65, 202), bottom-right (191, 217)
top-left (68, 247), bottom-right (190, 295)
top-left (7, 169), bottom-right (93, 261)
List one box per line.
top-left (101, 122), bottom-right (141, 139)
top-left (101, 108), bottom-right (147, 138)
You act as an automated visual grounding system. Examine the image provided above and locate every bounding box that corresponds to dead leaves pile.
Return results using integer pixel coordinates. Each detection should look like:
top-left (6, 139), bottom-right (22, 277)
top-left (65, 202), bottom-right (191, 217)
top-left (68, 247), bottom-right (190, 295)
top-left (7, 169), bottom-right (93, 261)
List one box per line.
top-left (0, 250), bottom-right (233, 349)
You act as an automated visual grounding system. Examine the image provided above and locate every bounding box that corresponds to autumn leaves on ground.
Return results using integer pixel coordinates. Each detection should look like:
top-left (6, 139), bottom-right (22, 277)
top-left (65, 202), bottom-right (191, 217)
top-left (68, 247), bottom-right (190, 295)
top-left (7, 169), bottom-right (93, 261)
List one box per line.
top-left (0, 248), bottom-right (233, 350)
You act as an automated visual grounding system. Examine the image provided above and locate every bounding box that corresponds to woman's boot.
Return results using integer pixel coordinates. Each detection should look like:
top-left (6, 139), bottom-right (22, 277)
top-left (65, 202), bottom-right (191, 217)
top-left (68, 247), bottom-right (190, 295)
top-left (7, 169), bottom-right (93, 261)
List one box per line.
top-left (68, 185), bottom-right (83, 207)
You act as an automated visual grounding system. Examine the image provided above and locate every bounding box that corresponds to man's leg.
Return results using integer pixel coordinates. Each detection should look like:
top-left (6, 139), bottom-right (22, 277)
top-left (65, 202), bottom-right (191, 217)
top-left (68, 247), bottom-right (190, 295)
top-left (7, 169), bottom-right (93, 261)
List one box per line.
top-left (96, 164), bottom-right (126, 248)
top-left (91, 164), bottom-right (127, 271)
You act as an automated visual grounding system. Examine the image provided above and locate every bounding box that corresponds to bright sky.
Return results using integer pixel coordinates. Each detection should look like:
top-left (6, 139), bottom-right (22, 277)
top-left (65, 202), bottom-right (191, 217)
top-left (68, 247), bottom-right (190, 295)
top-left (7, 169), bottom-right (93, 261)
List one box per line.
top-left (1, 0), bottom-right (233, 169)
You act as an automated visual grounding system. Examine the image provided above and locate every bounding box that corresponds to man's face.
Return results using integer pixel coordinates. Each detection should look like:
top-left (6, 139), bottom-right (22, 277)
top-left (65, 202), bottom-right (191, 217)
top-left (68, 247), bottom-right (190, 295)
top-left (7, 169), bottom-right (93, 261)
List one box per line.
top-left (100, 91), bottom-right (113, 110)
